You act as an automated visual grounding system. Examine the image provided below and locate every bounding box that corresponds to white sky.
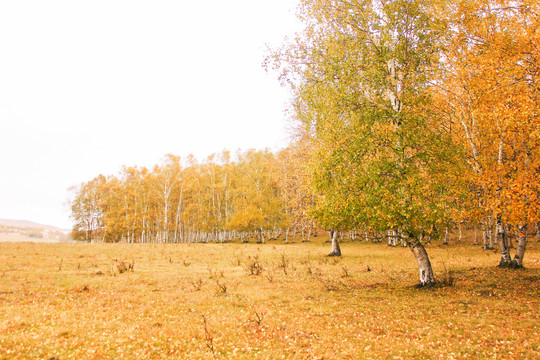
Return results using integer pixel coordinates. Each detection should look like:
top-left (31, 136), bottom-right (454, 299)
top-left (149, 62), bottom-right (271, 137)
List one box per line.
top-left (0, 0), bottom-right (301, 229)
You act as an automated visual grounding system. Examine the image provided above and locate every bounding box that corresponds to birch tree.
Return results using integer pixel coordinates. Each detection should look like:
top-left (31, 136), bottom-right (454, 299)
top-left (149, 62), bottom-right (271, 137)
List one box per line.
top-left (69, 175), bottom-right (107, 242)
top-left (272, 0), bottom-right (465, 286)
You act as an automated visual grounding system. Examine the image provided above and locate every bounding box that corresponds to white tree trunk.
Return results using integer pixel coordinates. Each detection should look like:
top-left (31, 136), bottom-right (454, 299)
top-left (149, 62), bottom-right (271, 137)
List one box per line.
top-left (512, 225), bottom-right (528, 268)
top-left (482, 222), bottom-right (489, 249)
top-left (408, 238), bottom-right (435, 286)
top-left (328, 230), bottom-right (341, 257)
top-left (497, 219), bottom-right (512, 267)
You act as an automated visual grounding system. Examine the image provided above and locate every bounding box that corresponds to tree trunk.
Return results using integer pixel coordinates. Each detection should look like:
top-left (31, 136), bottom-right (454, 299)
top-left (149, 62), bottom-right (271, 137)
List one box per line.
top-left (488, 225), bottom-right (495, 248)
top-left (535, 222), bottom-right (540, 242)
top-left (258, 228), bottom-right (264, 244)
top-left (511, 225), bottom-right (527, 268)
top-left (328, 230), bottom-right (341, 257)
top-left (497, 219), bottom-right (512, 267)
top-left (408, 237), bottom-right (435, 286)
top-left (482, 223), bottom-right (489, 249)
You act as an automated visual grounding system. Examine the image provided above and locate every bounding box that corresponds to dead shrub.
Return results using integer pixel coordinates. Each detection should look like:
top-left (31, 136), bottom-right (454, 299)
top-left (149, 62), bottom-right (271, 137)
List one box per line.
top-left (277, 253), bottom-right (290, 275)
top-left (264, 269), bottom-right (274, 283)
top-left (190, 278), bottom-right (204, 291)
top-left (250, 309), bottom-right (265, 327)
top-left (245, 255), bottom-right (263, 276)
top-left (201, 315), bottom-right (215, 358)
top-left (215, 279), bottom-right (227, 294)
top-left (116, 260), bottom-right (134, 274)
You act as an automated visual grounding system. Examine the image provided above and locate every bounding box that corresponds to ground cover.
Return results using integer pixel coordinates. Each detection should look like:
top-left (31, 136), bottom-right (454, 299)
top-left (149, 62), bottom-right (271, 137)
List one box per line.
top-left (0, 239), bottom-right (538, 359)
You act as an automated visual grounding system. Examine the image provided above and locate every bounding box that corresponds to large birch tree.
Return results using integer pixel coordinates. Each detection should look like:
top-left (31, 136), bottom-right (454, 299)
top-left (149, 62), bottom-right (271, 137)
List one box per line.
top-left (272, 0), bottom-right (465, 286)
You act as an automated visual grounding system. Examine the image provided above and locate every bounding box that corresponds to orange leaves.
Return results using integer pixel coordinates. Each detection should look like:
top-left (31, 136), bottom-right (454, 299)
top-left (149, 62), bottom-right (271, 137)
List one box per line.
top-left (431, 0), bottom-right (540, 227)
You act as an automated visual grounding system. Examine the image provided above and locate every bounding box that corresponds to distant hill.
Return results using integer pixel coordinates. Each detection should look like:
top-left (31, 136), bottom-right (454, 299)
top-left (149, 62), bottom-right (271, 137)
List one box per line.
top-left (0, 219), bottom-right (69, 232)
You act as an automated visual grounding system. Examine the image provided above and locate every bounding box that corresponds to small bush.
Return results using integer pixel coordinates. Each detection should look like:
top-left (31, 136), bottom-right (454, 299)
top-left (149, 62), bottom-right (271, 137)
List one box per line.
top-left (116, 260), bottom-right (134, 274)
top-left (215, 279), bottom-right (227, 294)
top-left (190, 278), bottom-right (204, 291)
top-left (245, 255), bottom-right (263, 276)
top-left (277, 253), bottom-right (290, 275)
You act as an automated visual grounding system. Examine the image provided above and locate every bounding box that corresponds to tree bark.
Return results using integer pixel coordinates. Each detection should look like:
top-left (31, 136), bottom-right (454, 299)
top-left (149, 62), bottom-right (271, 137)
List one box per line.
top-left (482, 216), bottom-right (495, 249)
top-left (482, 222), bottom-right (489, 249)
top-left (511, 225), bottom-right (527, 268)
top-left (535, 222), bottom-right (540, 243)
top-left (408, 237), bottom-right (435, 287)
top-left (490, 223), bottom-right (496, 248)
top-left (328, 230), bottom-right (341, 257)
top-left (497, 219), bottom-right (512, 267)
top-left (258, 228), bottom-right (265, 244)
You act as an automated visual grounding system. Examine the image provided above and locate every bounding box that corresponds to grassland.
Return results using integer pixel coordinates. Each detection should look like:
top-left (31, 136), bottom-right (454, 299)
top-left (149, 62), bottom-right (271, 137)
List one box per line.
top-left (0, 238), bottom-right (538, 359)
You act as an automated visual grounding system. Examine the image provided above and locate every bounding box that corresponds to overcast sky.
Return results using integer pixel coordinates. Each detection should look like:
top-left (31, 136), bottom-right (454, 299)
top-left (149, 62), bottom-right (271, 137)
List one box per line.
top-left (0, 0), bottom-right (301, 229)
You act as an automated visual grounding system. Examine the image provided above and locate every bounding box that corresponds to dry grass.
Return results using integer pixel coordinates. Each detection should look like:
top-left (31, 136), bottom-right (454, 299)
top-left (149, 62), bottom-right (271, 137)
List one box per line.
top-left (0, 239), bottom-right (538, 359)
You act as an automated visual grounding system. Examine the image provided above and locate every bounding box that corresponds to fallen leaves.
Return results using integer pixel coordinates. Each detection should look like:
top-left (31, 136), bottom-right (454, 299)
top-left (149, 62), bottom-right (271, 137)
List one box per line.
top-left (0, 241), bottom-right (538, 359)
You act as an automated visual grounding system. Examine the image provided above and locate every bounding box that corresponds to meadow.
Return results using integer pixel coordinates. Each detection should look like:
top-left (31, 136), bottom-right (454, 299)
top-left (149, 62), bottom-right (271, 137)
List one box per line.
top-left (0, 237), bottom-right (538, 359)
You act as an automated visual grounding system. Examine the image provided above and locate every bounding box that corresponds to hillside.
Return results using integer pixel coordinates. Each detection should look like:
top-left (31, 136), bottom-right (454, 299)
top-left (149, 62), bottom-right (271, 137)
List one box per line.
top-left (0, 219), bottom-right (71, 242)
top-left (0, 218), bottom-right (68, 232)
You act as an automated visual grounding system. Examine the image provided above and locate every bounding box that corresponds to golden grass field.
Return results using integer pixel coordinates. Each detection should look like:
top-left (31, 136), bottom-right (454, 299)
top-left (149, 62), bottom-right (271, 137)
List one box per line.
top-left (0, 237), bottom-right (538, 359)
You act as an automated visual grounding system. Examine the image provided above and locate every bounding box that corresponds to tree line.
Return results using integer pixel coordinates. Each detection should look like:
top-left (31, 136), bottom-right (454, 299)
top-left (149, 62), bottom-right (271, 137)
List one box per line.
top-left (70, 147), bottom-right (316, 245)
